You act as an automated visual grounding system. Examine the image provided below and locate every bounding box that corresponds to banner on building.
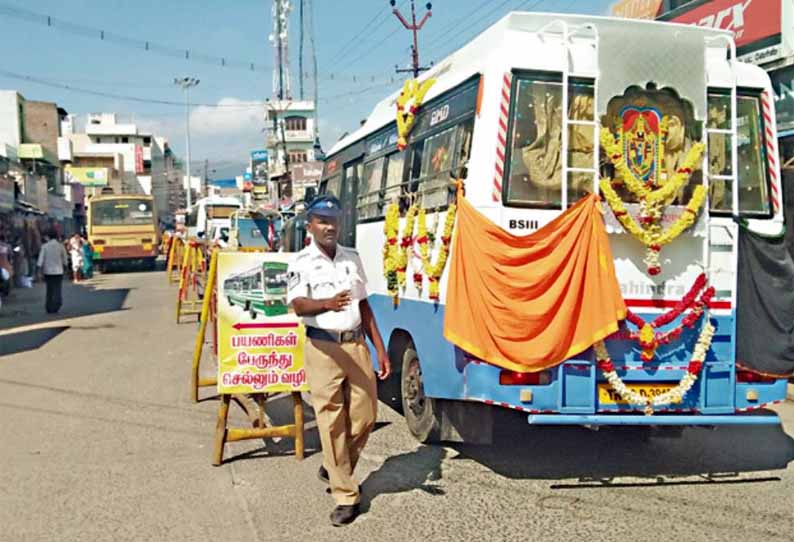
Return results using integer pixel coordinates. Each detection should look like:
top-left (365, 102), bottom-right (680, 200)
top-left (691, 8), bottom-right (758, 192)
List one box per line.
top-left (665, 0), bottom-right (792, 65)
top-left (135, 145), bottom-right (144, 174)
top-left (216, 251), bottom-right (308, 395)
top-left (65, 166), bottom-right (109, 187)
top-left (0, 177), bottom-right (14, 212)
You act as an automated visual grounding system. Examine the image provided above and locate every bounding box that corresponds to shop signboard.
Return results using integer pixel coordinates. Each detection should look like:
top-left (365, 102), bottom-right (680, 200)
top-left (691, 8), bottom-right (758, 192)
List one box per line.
top-left (771, 63), bottom-right (794, 134)
top-left (0, 176), bottom-right (14, 211)
top-left (64, 166), bottom-right (109, 187)
top-left (665, 0), bottom-right (792, 65)
top-left (216, 252), bottom-right (308, 394)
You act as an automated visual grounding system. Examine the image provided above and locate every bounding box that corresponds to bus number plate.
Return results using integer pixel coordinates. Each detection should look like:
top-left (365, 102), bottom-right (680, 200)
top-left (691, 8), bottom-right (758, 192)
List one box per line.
top-left (598, 383), bottom-right (682, 405)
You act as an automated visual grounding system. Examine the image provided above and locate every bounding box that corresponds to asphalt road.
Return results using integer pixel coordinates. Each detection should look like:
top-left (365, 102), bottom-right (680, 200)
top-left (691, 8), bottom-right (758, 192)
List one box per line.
top-left (1, 270), bottom-right (793, 542)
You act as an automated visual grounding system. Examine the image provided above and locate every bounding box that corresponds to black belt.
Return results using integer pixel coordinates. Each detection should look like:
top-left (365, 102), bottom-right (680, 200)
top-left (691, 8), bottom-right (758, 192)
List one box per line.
top-left (306, 326), bottom-right (363, 344)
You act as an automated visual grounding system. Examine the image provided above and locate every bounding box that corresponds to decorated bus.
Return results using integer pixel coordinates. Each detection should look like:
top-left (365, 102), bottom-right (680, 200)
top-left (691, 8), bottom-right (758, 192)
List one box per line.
top-left (224, 261), bottom-right (289, 318)
top-left (319, 12), bottom-right (793, 442)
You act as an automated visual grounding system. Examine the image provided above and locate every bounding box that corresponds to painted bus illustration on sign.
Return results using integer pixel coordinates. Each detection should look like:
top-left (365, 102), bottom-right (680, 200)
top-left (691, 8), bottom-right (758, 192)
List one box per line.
top-left (224, 261), bottom-right (289, 318)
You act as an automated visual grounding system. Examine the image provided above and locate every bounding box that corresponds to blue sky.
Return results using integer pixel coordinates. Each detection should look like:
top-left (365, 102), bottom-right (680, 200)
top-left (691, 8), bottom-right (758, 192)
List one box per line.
top-left (0, 0), bottom-right (613, 176)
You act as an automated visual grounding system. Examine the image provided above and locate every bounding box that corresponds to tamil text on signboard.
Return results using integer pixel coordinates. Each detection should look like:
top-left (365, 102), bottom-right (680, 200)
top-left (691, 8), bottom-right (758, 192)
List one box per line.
top-left (216, 252), bottom-right (308, 394)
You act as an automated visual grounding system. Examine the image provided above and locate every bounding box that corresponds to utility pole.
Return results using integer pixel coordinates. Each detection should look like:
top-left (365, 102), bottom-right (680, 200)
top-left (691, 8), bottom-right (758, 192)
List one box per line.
top-left (391, 0), bottom-right (432, 78)
top-left (203, 159), bottom-right (209, 197)
top-left (174, 77), bottom-right (200, 209)
top-left (270, 0), bottom-right (292, 100)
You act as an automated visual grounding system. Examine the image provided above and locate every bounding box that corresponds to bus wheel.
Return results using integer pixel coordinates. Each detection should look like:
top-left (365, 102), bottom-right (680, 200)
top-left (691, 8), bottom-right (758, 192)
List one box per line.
top-left (227, 297), bottom-right (234, 306)
top-left (401, 346), bottom-right (441, 443)
top-left (249, 308), bottom-right (257, 319)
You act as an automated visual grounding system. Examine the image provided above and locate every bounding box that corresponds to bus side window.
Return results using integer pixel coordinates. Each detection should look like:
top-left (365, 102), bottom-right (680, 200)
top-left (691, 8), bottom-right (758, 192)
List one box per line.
top-left (453, 118), bottom-right (475, 179)
top-left (357, 157), bottom-right (386, 220)
top-left (708, 91), bottom-right (772, 216)
top-left (382, 150), bottom-right (406, 213)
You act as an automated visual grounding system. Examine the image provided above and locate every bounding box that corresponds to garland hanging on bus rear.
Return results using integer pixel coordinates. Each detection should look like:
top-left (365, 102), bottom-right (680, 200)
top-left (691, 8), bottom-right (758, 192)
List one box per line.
top-left (598, 117), bottom-right (706, 275)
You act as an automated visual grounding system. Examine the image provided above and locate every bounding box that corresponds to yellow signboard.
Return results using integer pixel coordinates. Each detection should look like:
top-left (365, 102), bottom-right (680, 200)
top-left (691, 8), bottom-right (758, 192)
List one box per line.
top-left (65, 166), bottom-right (109, 187)
top-left (217, 251), bottom-right (308, 394)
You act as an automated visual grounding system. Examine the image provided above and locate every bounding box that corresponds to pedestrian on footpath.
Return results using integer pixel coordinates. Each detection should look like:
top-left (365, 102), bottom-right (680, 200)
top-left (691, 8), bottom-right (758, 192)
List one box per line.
top-left (287, 195), bottom-right (391, 527)
top-left (69, 233), bottom-right (84, 282)
top-left (37, 230), bottom-right (69, 314)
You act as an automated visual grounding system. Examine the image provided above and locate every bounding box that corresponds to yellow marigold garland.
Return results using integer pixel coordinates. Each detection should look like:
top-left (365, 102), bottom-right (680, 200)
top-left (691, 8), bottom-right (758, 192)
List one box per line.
top-left (383, 203), bottom-right (400, 304)
top-left (419, 204), bottom-right (457, 302)
top-left (599, 124), bottom-right (707, 275)
top-left (396, 205), bottom-right (419, 291)
top-left (396, 78), bottom-right (436, 151)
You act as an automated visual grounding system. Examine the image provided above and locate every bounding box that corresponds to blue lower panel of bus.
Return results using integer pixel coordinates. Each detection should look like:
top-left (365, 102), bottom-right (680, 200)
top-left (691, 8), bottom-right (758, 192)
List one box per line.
top-left (367, 294), bottom-right (788, 425)
top-left (526, 413), bottom-right (780, 425)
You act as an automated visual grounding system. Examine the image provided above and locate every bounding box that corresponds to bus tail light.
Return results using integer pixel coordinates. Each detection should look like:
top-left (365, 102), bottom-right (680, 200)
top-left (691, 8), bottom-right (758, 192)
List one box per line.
top-left (736, 370), bottom-right (777, 384)
top-left (141, 238), bottom-right (152, 244)
top-left (499, 370), bottom-right (551, 386)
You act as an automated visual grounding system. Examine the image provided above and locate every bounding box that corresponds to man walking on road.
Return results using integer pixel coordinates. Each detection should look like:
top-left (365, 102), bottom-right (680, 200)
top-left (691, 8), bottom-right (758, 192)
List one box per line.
top-left (287, 195), bottom-right (391, 527)
top-left (37, 230), bottom-right (69, 314)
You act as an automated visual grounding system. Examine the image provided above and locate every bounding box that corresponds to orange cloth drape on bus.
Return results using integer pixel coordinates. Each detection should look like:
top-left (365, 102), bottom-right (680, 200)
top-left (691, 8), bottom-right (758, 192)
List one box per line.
top-left (443, 192), bottom-right (626, 372)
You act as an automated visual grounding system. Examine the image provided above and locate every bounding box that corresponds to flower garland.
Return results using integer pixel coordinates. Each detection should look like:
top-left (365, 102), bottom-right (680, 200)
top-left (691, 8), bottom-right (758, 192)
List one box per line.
top-left (600, 178), bottom-right (707, 274)
top-left (396, 204), bottom-right (419, 292)
top-left (413, 210), bottom-right (439, 296)
top-left (624, 274), bottom-right (715, 362)
top-left (595, 314), bottom-right (715, 415)
top-left (417, 204), bottom-right (457, 302)
top-left (382, 203), bottom-right (400, 303)
top-left (599, 126), bottom-right (707, 275)
top-left (396, 78), bottom-right (436, 151)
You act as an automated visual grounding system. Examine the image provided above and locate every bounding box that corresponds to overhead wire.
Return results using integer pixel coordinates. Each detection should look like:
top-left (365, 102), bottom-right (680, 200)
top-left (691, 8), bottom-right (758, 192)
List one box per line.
top-left (0, 3), bottom-right (270, 73)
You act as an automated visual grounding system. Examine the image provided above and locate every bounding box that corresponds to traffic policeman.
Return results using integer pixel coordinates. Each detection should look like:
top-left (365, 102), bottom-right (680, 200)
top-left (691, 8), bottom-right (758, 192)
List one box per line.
top-left (286, 195), bottom-right (391, 526)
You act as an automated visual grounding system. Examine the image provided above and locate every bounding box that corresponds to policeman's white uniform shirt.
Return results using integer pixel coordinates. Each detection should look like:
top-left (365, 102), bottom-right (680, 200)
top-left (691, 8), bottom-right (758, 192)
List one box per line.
top-left (287, 241), bottom-right (368, 332)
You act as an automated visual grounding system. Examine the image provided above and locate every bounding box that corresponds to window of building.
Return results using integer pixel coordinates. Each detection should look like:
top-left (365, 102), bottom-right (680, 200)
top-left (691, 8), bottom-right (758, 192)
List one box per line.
top-left (143, 136), bottom-right (151, 146)
top-left (285, 116), bottom-right (307, 131)
top-left (504, 75), bottom-right (595, 208)
top-left (289, 151), bottom-right (308, 164)
top-left (122, 137), bottom-right (129, 144)
top-left (707, 90), bottom-right (771, 216)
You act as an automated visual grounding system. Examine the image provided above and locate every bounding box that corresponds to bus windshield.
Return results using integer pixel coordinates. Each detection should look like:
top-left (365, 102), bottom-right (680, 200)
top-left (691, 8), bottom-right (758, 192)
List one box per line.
top-left (263, 265), bottom-right (288, 293)
top-left (92, 199), bottom-right (154, 226)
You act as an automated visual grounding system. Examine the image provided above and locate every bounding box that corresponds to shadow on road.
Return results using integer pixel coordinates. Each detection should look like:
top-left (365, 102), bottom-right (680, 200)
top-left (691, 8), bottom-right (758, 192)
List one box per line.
top-left (0, 281), bottom-right (131, 333)
top-left (360, 445), bottom-right (446, 512)
top-left (448, 408), bottom-right (794, 484)
top-left (0, 326), bottom-right (69, 356)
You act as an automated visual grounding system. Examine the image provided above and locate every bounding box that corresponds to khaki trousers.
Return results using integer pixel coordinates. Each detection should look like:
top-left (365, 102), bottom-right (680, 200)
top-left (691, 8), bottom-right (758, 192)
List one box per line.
top-left (305, 337), bottom-right (377, 506)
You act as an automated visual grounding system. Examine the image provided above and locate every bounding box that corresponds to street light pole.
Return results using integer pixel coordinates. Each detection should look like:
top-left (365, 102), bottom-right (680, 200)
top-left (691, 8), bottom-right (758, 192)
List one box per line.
top-left (174, 77), bottom-right (200, 209)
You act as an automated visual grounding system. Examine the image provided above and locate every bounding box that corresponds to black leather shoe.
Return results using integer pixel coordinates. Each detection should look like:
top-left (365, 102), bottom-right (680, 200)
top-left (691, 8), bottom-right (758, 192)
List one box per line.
top-left (317, 465), bottom-right (329, 484)
top-left (330, 504), bottom-right (360, 526)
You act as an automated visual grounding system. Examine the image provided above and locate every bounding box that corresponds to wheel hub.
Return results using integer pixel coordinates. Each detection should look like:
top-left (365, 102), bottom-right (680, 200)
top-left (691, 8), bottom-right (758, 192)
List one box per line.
top-left (405, 357), bottom-right (426, 417)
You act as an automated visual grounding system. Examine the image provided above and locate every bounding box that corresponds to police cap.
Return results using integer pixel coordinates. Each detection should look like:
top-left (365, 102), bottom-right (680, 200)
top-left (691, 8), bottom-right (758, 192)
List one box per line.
top-left (306, 195), bottom-right (342, 218)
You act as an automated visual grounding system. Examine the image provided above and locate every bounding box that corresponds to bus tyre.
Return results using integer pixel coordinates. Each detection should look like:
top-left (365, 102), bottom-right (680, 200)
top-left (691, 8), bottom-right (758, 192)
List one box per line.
top-left (227, 297), bottom-right (234, 306)
top-left (400, 346), bottom-right (441, 443)
top-left (249, 308), bottom-right (257, 319)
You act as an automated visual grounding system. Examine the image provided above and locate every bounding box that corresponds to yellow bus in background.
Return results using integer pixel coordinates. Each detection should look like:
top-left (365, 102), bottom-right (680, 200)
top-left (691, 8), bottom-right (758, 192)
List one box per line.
top-left (87, 194), bottom-right (159, 271)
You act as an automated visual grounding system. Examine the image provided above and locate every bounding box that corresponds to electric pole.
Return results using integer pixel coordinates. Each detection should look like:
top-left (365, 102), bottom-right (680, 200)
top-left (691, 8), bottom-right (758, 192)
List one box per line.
top-left (174, 77), bottom-right (199, 209)
top-left (391, 0), bottom-right (432, 78)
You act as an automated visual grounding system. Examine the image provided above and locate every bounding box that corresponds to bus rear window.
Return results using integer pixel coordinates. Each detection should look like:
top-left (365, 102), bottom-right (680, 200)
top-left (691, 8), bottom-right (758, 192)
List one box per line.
top-left (92, 199), bottom-right (153, 226)
top-left (708, 91), bottom-right (771, 216)
top-left (504, 75), bottom-right (594, 207)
